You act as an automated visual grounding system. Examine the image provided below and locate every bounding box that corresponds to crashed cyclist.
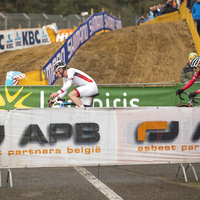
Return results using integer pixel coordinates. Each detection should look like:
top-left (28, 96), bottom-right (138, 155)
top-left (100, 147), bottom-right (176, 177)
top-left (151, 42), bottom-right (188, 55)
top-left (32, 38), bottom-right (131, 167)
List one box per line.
top-left (176, 56), bottom-right (200, 98)
top-left (50, 60), bottom-right (98, 107)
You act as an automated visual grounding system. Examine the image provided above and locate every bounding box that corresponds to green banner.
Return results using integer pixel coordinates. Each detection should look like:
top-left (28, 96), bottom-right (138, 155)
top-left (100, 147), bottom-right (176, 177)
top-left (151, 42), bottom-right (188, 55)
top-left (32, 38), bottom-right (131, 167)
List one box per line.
top-left (0, 84), bottom-right (200, 110)
top-left (94, 86), bottom-right (179, 107)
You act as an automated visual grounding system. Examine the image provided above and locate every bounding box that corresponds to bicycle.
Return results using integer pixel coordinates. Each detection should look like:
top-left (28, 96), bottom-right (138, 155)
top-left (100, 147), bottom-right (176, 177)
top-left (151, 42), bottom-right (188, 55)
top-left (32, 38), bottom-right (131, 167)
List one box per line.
top-left (48, 93), bottom-right (100, 108)
top-left (176, 92), bottom-right (200, 107)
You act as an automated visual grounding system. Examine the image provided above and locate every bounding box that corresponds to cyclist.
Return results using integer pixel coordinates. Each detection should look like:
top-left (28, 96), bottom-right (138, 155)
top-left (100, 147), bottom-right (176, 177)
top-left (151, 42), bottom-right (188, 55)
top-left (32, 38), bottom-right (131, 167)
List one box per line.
top-left (176, 56), bottom-right (200, 98)
top-left (50, 60), bottom-right (98, 107)
top-left (180, 52), bottom-right (198, 83)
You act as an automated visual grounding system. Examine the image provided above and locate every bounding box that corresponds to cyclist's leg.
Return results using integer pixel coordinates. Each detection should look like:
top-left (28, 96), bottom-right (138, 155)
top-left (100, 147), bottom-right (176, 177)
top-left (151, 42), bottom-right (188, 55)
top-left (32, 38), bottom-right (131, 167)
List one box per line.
top-left (77, 83), bottom-right (98, 96)
top-left (68, 90), bottom-right (83, 107)
top-left (73, 83), bottom-right (98, 107)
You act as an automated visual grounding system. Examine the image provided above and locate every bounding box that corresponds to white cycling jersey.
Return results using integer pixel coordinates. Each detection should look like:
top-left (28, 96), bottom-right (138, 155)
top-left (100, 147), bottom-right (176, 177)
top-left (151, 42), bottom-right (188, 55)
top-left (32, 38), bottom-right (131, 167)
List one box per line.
top-left (57, 68), bottom-right (98, 100)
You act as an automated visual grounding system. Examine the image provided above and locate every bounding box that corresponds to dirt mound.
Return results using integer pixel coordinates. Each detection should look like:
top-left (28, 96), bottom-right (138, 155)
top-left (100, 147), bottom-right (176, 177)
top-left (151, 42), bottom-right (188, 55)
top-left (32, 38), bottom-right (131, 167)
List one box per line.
top-left (0, 42), bottom-right (62, 85)
top-left (0, 21), bottom-right (196, 85)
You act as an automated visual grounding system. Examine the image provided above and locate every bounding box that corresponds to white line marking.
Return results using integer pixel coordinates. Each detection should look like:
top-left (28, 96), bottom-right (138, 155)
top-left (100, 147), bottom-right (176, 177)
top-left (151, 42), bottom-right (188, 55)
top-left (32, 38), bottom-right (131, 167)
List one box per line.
top-left (74, 167), bottom-right (123, 200)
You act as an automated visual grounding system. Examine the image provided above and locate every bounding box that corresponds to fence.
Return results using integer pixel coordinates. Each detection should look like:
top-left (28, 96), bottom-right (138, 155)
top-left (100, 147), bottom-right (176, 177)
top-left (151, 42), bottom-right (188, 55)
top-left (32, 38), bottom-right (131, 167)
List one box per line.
top-left (0, 12), bottom-right (89, 30)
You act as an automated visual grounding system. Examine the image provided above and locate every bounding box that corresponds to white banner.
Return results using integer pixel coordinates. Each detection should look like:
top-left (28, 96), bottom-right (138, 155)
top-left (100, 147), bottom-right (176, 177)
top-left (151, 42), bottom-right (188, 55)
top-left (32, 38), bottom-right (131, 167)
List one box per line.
top-left (0, 28), bottom-right (51, 53)
top-left (0, 107), bottom-right (200, 168)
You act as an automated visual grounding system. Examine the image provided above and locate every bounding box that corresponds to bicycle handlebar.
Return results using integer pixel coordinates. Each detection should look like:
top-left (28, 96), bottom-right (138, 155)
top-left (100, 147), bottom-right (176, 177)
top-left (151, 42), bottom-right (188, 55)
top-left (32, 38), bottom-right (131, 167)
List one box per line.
top-left (178, 91), bottom-right (199, 105)
top-left (178, 92), bottom-right (185, 100)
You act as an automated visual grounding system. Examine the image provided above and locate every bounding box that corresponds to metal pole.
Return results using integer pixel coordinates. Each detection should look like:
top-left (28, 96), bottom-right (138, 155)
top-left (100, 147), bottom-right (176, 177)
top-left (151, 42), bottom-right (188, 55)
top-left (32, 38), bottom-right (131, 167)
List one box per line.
top-left (0, 169), bottom-right (1, 187)
top-left (59, 15), bottom-right (64, 29)
top-left (42, 13), bottom-right (49, 25)
top-left (23, 13), bottom-right (30, 28)
top-left (0, 12), bottom-right (6, 30)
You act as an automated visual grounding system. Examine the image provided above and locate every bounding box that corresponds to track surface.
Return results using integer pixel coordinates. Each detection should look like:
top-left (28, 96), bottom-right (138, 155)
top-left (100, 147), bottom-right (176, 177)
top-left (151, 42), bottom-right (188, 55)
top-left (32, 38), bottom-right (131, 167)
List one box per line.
top-left (1, 163), bottom-right (200, 199)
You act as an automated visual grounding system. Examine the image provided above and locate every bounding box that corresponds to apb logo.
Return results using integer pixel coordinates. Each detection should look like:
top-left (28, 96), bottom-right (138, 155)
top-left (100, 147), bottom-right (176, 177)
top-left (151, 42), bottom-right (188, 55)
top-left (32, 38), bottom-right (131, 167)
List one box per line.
top-left (19, 123), bottom-right (100, 145)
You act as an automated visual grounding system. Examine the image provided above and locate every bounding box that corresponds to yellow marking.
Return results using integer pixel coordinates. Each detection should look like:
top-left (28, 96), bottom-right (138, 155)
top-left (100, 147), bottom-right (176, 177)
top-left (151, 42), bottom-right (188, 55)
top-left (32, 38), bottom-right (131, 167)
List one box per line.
top-left (5, 86), bottom-right (23, 103)
top-left (14, 92), bottom-right (32, 108)
top-left (0, 95), bottom-right (5, 106)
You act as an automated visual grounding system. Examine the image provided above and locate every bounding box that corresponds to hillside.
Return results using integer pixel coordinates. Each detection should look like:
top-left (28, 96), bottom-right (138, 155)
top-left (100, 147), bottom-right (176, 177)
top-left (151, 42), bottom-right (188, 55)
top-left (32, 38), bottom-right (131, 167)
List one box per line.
top-left (0, 21), bottom-right (196, 86)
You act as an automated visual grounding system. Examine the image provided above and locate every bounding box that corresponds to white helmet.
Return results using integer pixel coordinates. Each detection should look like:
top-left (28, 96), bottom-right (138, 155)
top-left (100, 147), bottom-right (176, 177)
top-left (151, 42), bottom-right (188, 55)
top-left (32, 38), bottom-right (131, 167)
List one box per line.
top-left (191, 56), bottom-right (200, 69)
top-left (53, 60), bottom-right (66, 72)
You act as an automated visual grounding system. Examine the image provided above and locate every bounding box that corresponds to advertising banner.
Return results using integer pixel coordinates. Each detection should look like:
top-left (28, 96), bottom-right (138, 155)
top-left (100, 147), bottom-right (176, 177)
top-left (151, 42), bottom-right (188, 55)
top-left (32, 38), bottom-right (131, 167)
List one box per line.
top-left (56, 29), bottom-right (76, 42)
top-left (0, 107), bottom-right (200, 169)
top-left (116, 107), bottom-right (200, 164)
top-left (0, 85), bottom-right (182, 110)
top-left (42, 12), bottom-right (122, 85)
top-left (0, 28), bottom-right (51, 53)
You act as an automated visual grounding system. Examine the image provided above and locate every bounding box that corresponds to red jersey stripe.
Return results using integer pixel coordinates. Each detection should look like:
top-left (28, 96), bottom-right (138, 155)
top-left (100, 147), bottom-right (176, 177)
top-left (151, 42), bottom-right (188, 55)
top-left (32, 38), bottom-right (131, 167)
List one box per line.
top-left (60, 89), bottom-right (64, 93)
top-left (74, 89), bottom-right (80, 97)
top-left (74, 72), bottom-right (93, 82)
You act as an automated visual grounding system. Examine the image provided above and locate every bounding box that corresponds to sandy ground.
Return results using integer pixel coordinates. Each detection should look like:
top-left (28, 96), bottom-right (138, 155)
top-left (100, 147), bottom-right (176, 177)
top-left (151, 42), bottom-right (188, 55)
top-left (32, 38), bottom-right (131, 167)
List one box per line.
top-left (0, 21), bottom-right (196, 85)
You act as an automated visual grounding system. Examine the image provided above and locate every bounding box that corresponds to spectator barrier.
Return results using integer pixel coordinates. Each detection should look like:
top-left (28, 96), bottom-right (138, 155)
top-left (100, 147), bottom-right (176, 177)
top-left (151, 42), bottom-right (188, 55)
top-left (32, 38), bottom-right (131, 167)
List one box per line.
top-left (142, 10), bottom-right (182, 24)
top-left (0, 106), bottom-right (200, 169)
top-left (185, 6), bottom-right (200, 55)
top-left (0, 83), bottom-right (200, 110)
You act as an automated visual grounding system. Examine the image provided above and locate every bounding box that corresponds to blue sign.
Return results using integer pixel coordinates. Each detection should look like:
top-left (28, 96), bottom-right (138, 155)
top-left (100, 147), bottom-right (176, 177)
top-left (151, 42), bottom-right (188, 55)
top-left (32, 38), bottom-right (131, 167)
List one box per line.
top-left (5, 71), bottom-right (23, 86)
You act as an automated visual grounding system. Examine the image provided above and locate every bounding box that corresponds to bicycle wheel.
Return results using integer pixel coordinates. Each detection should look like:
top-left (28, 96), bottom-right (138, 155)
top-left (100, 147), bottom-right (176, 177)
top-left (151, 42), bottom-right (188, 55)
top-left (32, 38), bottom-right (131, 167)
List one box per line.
top-left (176, 103), bottom-right (189, 107)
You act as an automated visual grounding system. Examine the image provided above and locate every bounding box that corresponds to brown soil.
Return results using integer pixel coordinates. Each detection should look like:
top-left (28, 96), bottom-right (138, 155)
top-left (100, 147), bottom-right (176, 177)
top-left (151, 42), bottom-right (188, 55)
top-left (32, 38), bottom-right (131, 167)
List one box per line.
top-left (0, 21), bottom-right (196, 85)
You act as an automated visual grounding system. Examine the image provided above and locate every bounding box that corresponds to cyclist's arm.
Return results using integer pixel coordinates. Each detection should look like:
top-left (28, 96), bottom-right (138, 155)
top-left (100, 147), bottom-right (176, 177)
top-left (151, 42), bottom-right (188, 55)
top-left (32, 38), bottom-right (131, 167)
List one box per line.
top-left (57, 70), bottom-right (75, 98)
top-left (57, 79), bottom-right (73, 99)
top-left (57, 91), bottom-right (67, 99)
top-left (182, 77), bottom-right (195, 90)
top-left (183, 72), bottom-right (199, 91)
top-left (196, 88), bottom-right (200, 94)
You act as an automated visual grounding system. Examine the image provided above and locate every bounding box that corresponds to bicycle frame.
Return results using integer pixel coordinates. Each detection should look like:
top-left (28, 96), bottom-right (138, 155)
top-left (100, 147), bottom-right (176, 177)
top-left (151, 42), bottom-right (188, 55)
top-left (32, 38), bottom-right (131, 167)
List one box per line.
top-left (48, 93), bottom-right (100, 108)
top-left (49, 99), bottom-right (76, 108)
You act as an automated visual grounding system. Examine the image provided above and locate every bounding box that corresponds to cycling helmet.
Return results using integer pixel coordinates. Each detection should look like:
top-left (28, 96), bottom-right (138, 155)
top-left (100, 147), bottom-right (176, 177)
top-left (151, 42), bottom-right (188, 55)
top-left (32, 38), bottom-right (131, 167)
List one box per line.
top-left (191, 56), bottom-right (200, 69)
top-left (188, 52), bottom-right (197, 61)
top-left (53, 60), bottom-right (66, 72)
